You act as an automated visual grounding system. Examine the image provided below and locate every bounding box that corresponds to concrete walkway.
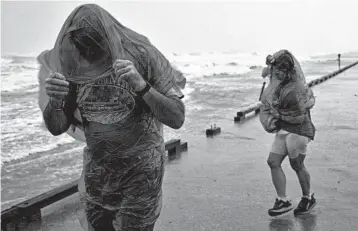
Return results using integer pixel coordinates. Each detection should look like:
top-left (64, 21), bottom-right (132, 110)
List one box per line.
top-left (23, 66), bottom-right (358, 231)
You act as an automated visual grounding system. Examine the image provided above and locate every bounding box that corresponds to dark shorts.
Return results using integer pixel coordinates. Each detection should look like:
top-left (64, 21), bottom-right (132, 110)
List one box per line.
top-left (85, 200), bottom-right (159, 231)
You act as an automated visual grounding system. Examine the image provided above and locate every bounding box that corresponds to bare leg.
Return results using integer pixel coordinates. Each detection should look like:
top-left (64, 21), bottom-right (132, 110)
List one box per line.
top-left (85, 201), bottom-right (115, 231)
top-left (267, 152), bottom-right (287, 198)
top-left (290, 154), bottom-right (310, 196)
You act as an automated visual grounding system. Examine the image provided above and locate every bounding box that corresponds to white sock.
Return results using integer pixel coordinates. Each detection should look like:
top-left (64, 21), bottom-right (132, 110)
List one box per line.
top-left (278, 196), bottom-right (289, 202)
top-left (303, 194), bottom-right (311, 200)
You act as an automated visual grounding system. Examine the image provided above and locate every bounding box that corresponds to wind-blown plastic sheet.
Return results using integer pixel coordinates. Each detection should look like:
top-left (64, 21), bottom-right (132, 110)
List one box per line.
top-left (259, 50), bottom-right (315, 133)
top-left (37, 4), bottom-right (185, 229)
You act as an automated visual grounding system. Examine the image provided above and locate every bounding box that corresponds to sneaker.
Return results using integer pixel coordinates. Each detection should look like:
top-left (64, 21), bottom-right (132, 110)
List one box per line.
top-left (294, 193), bottom-right (317, 216)
top-left (268, 198), bottom-right (294, 217)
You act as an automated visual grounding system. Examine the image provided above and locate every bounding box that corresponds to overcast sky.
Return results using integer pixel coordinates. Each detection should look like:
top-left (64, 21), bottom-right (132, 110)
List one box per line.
top-left (1, 0), bottom-right (358, 57)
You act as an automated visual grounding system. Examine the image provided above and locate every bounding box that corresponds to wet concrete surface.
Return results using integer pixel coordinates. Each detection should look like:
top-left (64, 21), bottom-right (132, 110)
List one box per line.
top-left (20, 66), bottom-right (358, 231)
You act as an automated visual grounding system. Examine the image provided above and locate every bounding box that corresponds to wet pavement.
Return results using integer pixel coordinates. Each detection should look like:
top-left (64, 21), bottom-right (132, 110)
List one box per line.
top-left (20, 66), bottom-right (358, 231)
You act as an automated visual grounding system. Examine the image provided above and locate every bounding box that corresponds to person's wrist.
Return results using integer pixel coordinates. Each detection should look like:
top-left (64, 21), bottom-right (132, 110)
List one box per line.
top-left (49, 97), bottom-right (65, 110)
top-left (135, 79), bottom-right (147, 92)
top-left (136, 81), bottom-right (151, 97)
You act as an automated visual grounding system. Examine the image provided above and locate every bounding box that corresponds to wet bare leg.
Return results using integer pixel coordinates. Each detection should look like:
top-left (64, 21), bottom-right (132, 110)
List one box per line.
top-left (267, 152), bottom-right (287, 198)
top-left (290, 154), bottom-right (310, 197)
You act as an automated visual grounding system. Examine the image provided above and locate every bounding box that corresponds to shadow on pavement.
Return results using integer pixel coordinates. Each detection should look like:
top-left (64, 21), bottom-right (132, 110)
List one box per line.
top-left (268, 213), bottom-right (317, 231)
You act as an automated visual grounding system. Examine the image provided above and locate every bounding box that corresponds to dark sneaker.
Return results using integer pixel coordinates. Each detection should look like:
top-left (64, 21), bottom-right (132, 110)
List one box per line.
top-left (268, 198), bottom-right (294, 217)
top-left (294, 193), bottom-right (317, 216)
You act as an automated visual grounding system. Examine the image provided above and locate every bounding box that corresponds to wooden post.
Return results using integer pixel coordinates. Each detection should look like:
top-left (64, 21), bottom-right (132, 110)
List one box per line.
top-left (206, 125), bottom-right (221, 136)
top-left (338, 54), bottom-right (341, 70)
top-left (165, 139), bottom-right (181, 156)
top-left (180, 142), bottom-right (188, 152)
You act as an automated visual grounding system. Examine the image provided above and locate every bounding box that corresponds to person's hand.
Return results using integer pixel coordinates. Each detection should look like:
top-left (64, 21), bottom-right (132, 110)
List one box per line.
top-left (270, 107), bottom-right (281, 119)
top-left (45, 72), bottom-right (69, 100)
top-left (262, 66), bottom-right (270, 78)
top-left (113, 59), bottom-right (146, 92)
top-left (265, 116), bottom-right (280, 133)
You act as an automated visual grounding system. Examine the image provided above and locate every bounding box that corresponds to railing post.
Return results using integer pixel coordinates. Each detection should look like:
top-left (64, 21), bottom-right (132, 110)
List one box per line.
top-left (338, 53), bottom-right (341, 70)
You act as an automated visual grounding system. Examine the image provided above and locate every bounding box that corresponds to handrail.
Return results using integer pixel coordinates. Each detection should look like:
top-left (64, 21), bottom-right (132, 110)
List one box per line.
top-left (234, 60), bottom-right (358, 122)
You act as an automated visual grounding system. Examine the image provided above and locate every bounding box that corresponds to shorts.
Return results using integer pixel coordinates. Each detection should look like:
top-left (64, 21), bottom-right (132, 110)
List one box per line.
top-left (270, 130), bottom-right (311, 159)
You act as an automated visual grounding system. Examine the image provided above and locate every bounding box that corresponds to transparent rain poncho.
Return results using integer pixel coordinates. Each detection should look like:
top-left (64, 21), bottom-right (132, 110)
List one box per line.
top-left (37, 4), bottom-right (186, 229)
top-left (259, 50), bottom-right (315, 133)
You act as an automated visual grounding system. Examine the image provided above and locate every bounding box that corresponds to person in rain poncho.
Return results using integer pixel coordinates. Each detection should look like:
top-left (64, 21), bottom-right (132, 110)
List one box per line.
top-left (37, 4), bottom-right (186, 231)
top-left (259, 50), bottom-right (317, 217)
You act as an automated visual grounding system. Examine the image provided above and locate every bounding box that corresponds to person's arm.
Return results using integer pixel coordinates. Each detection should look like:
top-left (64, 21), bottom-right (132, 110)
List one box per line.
top-left (277, 91), bottom-right (305, 124)
top-left (262, 66), bottom-right (271, 78)
top-left (43, 84), bottom-right (77, 136)
top-left (113, 56), bottom-right (185, 130)
top-left (304, 87), bottom-right (315, 109)
top-left (259, 102), bottom-right (279, 133)
top-left (142, 86), bottom-right (185, 129)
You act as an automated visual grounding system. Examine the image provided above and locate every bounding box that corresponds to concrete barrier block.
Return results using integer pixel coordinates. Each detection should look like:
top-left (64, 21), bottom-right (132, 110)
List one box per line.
top-left (234, 115), bottom-right (244, 122)
top-left (165, 139), bottom-right (181, 156)
top-left (180, 142), bottom-right (188, 152)
top-left (206, 125), bottom-right (221, 136)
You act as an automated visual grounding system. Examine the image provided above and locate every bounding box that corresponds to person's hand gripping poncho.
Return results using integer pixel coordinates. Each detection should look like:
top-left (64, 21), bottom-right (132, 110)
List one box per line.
top-left (38, 4), bottom-right (186, 140)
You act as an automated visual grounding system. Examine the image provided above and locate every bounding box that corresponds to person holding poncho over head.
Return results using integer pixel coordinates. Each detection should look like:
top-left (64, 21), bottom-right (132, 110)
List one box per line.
top-left (259, 50), bottom-right (317, 217)
top-left (37, 4), bottom-right (186, 231)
